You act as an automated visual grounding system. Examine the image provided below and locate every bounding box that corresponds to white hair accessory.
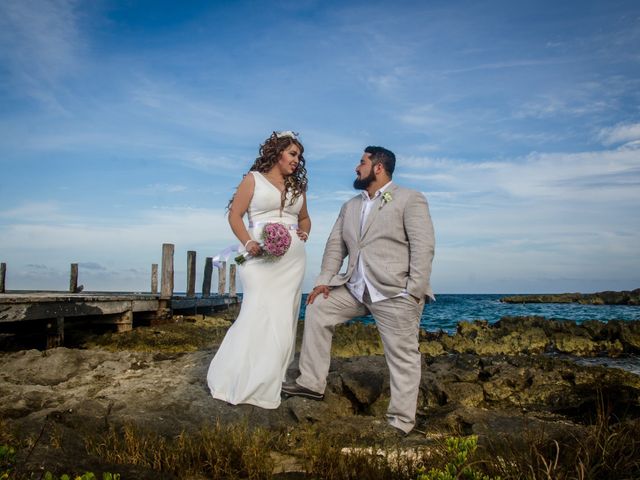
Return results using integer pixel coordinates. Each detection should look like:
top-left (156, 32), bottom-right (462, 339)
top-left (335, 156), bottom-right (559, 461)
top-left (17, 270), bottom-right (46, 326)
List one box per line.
top-left (275, 130), bottom-right (298, 139)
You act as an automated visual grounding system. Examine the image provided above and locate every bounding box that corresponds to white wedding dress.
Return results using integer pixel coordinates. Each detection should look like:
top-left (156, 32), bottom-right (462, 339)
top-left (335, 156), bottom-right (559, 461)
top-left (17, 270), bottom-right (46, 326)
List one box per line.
top-left (207, 171), bottom-right (306, 408)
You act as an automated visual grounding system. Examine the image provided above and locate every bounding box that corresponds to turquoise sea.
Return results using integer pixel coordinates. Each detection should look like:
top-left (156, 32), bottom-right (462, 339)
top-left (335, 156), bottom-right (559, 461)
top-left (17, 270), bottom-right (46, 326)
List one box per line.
top-left (299, 293), bottom-right (640, 334)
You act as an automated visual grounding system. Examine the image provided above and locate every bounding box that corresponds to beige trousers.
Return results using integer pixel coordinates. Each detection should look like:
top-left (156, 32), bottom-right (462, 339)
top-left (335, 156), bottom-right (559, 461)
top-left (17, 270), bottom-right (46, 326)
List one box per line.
top-left (296, 286), bottom-right (424, 433)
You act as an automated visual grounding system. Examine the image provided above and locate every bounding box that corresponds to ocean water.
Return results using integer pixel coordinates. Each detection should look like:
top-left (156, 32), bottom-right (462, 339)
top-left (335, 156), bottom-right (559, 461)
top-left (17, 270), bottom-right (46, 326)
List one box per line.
top-left (299, 293), bottom-right (640, 334)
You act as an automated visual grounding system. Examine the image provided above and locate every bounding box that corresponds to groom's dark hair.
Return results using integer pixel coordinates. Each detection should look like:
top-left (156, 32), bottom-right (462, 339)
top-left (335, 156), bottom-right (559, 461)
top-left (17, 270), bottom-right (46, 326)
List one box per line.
top-left (365, 146), bottom-right (396, 178)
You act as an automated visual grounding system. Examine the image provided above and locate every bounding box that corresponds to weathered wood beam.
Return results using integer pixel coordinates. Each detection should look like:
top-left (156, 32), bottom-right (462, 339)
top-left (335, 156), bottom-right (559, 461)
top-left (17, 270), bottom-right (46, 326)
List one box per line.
top-left (115, 310), bottom-right (133, 333)
top-left (151, 263), bottom-right (158, 294)
top-left (202, 257), bottom-right (213, 298)
top-left (229, 264), bottom-right (237, 297)
top-left (0, 262), bottom-right (5, 293)
top-left (69, 263), bottom-right (78, 293)
top-left (186, 251), bottom-right (196, 298)
top-left (0, 299), bottom-right (155, 322)
top-left (161, 243), bottom-right (174, 299)
top-left (217, 261), bottom-right (227, 295)
top-left (46, 316), bottom-right (64, 348)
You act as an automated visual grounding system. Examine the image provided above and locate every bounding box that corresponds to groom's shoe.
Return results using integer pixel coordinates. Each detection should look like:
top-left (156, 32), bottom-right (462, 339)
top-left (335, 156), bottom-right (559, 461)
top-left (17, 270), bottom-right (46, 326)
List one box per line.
top-left (281, 382), bottom-right (324, 400)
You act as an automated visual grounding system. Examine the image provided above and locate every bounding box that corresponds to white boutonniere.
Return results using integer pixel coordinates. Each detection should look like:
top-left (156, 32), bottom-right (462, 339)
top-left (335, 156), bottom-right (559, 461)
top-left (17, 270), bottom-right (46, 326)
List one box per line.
top-left (380, 191), bottom-right (393, 208)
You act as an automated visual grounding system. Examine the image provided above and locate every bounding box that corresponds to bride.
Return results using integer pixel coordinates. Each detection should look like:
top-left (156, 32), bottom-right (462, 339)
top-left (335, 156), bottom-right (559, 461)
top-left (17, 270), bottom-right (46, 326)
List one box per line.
top-left (207, 131), bottom-right (311, 409)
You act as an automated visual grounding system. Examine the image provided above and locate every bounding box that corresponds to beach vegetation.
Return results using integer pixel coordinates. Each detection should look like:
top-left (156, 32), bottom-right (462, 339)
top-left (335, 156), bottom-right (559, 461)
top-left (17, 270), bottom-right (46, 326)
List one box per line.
top-left (417, 436), bottom-right (498, 480)
top-left (477, 392), bottom-right (640, 479)
top-left (84, 421), bottom-right (279, 480)
top-left (76, 315), bottom-right (231, 352)
top-left (2, 407), bottom-right (640, 479)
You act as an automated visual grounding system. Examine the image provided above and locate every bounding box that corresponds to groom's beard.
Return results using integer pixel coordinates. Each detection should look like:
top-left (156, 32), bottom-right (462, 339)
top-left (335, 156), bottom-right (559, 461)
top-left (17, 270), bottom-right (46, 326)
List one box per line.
top-left (353, 169), bottom-right (376, 190)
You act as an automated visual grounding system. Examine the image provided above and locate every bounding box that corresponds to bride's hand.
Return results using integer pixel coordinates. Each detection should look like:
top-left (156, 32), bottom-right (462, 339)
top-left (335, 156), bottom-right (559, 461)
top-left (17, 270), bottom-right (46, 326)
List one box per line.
top-left (296, 229), bottom-right (309, 242)
top-left (245, 240), bottom-right (262, 256)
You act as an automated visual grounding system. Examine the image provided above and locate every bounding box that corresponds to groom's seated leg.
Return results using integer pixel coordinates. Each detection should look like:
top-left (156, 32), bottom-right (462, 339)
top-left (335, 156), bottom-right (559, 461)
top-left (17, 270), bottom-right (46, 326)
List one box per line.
top-left (295, 286), bottom-right (367, 395)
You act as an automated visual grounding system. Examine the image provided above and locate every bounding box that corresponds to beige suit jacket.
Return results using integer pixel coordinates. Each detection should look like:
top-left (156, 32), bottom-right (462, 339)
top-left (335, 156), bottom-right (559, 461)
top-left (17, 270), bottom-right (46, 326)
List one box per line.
top-left (316, 183), bottom-right (435, 301)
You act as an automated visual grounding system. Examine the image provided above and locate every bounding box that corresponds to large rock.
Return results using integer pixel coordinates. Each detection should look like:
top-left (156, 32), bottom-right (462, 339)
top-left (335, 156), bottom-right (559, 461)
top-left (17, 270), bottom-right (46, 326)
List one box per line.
top-left (421, 317), bottom-right (640, 356)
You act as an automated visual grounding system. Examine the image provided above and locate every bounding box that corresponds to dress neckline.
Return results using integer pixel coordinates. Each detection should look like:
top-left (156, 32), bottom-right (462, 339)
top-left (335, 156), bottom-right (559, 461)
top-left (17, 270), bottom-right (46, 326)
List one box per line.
top-left (254, 171), bottom-right (285, 194)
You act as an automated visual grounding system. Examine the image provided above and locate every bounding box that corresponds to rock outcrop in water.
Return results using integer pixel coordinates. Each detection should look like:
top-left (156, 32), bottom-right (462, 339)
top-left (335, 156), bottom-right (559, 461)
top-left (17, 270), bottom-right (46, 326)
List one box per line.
top-left (500, 288), bottom-right (640, 305)
top-left (420, 315), bottom-right (640, 357)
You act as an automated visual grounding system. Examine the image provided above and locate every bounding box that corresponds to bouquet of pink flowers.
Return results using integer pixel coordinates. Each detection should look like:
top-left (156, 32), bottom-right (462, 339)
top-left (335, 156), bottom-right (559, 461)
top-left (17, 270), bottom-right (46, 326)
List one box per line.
top-left (235, 222), bottom-right (292, 265)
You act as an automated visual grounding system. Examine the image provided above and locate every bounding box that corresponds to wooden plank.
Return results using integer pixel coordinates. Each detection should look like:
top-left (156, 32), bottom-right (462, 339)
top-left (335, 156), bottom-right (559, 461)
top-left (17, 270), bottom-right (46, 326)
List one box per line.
top-left (202, 257), bottom-right (213, 298)
top-left (0, 299), bottom-right (136, 322)
top-left (0, 302), bottom-right (27, 323)
top-left (0, 292), bottom-right (159, 302)
top-left (131, 299), bottom-right (161, 312)
top-left (186, 251), bottom-right (196, 298)
top-left (151, 264), bottom-right (158, 294)
top-left (161, 243), bottom-right (174, 299)
top-left (0, 289), bottom-right (240, 324)
top-left (171, 295), bottom-right (238, 310)
top-left (217, 261), bottom-right (227, 295)
top-left (0, 262), bottom-right (5, 293)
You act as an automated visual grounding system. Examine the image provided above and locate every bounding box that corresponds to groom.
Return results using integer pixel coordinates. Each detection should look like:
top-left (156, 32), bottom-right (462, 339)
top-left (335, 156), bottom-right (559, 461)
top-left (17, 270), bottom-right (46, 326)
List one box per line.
top-left (282, 146), bottom-right (435, 434)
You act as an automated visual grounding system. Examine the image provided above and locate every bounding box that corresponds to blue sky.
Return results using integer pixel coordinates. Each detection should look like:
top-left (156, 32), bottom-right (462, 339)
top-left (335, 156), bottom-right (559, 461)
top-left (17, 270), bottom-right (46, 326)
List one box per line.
top-left (1, 0), bottom-right (639, 294)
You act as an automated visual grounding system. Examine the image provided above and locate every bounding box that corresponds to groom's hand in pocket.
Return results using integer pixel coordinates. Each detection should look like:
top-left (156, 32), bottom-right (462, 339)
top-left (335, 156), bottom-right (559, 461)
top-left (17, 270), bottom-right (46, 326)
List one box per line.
top-left (306, 285), bottom-right (331, 305)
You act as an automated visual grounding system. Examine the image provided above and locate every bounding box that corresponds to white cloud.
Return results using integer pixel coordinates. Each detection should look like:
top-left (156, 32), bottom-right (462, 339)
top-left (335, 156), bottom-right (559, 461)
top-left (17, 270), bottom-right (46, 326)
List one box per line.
top-left (400, 146), bottom-right (640, 203)
top-left (397, 105), bottom-right (454, 128)
top-left (181, 153), bottom-right (243, 173)
top-left (392, 142), bottom-right (640, 292)
top-left (0, 201), bottom-right (344, 292)
top-left (135, 184), bottom-right (188, 195)
top-left (0, 201), bottom-right (70, 222)
top-left (0, 205), bottom-right (240, 291)
top-left (598, 123), bottom-right (640, 146)
top-left (444, 59), bottom-right (564, 75)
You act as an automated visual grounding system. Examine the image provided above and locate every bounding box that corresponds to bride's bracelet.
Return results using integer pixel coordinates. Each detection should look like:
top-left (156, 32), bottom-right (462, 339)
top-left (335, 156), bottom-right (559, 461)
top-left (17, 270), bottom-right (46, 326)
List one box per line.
top-left (299, 231), bottom-right (309, 240)
top-left (244, 239), bottom-right (256, 249)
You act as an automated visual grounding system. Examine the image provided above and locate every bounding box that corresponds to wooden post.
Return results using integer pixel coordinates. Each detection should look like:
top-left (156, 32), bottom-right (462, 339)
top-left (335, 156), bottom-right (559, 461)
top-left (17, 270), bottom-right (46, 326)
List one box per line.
top-left (46, 316), bottom-right (64, 348)
top-left (151, 263), bottom-right (158, 294)
top-left (0, 262), bottom-right (5, 293)
top-left (229, 264), bottom-right (237, 297)
top-left (202, 257), bottom-right (213, 297)
top-left (186, 251), bottom-right (196, 298)
top-left (69, 263), bottom-right (78, 293)
top-left (116, 310), bottom-right (133, 333)
top-left (217, 261), bottom-right (227, 295)
top-left (161, 243), bottom-right (174, 299)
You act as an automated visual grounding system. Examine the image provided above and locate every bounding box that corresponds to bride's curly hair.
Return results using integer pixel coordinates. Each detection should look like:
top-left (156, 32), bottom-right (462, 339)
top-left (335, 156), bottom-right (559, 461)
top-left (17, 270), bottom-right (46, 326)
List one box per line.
top-left (229, 132), bottom-right (308, 211)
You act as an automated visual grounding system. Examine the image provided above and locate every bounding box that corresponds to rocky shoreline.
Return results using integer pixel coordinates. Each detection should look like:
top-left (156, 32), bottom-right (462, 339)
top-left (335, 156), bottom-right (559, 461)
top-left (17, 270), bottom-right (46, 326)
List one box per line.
top-left (500, 288), bottom-right (640, 305)
top-left (1, 316), bottom-right (639, 478)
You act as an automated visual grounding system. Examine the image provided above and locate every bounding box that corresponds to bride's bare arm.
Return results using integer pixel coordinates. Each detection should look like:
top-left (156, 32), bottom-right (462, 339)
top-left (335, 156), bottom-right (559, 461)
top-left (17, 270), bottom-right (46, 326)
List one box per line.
top-left (297, 193), bottom-right (311, 241)
top-left (228, 174), bottom-right (261, 256)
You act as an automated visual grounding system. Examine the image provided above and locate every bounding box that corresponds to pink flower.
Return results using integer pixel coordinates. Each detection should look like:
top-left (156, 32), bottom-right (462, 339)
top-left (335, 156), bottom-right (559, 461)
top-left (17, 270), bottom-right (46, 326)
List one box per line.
top-left (261, 223), bottom-right (292, 260)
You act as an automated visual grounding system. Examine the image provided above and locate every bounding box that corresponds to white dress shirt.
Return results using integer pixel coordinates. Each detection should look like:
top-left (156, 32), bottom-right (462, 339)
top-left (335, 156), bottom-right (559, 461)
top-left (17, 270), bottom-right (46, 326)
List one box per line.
top-left (347, 181), bottom-right (403, 303)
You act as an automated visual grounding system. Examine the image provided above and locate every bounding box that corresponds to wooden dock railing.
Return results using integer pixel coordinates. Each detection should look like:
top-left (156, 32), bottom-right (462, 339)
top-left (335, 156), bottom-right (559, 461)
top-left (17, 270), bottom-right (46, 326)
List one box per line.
top-left (1, 243), bottom-right (238, 298)
top-left (0, 244), bottom-right (241, 348)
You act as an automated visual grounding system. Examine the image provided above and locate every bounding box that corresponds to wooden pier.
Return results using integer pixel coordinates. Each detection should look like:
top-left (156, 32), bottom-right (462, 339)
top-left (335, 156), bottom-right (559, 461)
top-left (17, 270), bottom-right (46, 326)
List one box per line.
top-left (0, 244), bottom-right (240, 348)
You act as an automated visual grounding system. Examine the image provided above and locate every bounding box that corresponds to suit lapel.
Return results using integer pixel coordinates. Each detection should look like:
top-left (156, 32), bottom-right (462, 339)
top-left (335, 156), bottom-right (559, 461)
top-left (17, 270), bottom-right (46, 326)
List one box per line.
top-left (360, 183), bottom-right (398, 239)
top-left (348, 195), bottom-right (364, 241)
